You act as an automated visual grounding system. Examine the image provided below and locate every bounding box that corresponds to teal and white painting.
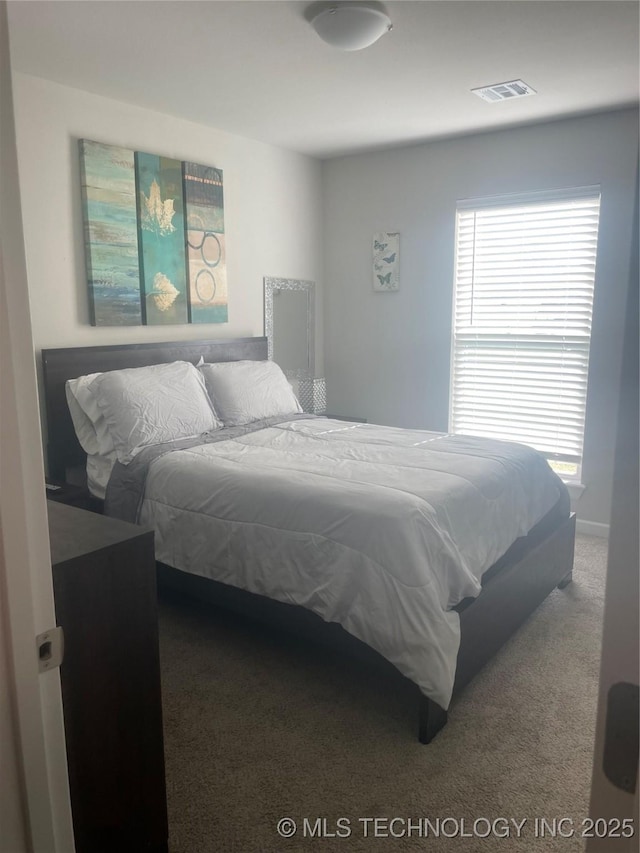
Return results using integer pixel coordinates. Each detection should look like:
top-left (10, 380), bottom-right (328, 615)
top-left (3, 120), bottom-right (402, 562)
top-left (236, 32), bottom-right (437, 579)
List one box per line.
top-left (373, 232), bottom-right (400, 292)
top-left (183, 162), bottom-right (228, 324)
top-left (79, 140), bottom-right (228, 326)
top-left (79, 140), bottom-right (142, 325)
top-left (135, 152), bottom-right (188, 325)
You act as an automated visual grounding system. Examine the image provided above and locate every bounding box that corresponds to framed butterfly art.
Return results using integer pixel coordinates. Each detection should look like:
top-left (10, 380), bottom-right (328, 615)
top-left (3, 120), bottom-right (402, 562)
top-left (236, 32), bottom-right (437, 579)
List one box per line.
top-left (372, 232), bottom-right (400, 292)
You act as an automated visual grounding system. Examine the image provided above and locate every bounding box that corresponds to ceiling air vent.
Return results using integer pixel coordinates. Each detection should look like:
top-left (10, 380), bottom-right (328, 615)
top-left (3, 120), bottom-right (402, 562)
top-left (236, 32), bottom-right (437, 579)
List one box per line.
top-left (472, 80), bottom-right (536, 103)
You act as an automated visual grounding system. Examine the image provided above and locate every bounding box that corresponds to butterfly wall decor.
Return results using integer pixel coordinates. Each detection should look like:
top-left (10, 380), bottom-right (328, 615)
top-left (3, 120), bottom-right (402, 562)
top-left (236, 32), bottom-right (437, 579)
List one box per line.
top-left (372, 232), bottom-right (400, 292)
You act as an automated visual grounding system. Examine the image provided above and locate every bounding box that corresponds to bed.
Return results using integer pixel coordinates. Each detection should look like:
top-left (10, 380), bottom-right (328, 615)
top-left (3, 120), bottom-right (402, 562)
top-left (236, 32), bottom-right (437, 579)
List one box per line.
top-left (42, 336), bottom-right (575, 743)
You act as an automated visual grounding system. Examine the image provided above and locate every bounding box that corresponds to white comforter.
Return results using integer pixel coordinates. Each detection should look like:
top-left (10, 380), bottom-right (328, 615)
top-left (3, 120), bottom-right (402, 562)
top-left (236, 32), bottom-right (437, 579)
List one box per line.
top-left (139, 418), bottom-right (566, 708)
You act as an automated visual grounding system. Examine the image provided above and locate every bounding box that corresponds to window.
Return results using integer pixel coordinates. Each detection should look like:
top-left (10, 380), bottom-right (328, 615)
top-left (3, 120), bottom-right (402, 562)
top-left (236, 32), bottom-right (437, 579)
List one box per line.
top-left (450, 187), bottom-right (601, 480)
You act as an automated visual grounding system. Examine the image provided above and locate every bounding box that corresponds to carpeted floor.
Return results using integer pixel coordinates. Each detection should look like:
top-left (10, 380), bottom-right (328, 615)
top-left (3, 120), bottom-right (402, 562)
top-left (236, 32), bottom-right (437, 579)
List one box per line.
top-left (158, 534), bottom-right (607, 853)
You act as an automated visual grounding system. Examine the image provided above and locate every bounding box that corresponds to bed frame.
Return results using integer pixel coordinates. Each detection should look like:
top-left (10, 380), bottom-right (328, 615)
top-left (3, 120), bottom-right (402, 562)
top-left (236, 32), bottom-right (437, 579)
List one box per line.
top-left (41, 336), bottom-right (576, 743)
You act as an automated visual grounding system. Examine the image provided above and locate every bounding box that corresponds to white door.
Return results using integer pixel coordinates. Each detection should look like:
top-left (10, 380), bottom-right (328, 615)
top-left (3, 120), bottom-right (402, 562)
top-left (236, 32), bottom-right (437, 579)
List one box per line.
top-left (0, 3), bottom-right (74, 850)
top-left (587, 184), bottom-right (639, 850)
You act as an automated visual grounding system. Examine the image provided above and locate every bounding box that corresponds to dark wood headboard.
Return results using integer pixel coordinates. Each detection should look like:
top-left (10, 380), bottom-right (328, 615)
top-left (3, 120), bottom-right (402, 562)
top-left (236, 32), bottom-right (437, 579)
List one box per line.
top-left (42, 336), bottom-right (268, 482)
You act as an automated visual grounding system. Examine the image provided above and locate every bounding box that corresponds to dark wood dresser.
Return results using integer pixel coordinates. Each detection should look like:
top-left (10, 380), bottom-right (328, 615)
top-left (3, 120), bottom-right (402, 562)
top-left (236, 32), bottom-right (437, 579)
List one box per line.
top-left (48, 501), bottom-right (168, 853)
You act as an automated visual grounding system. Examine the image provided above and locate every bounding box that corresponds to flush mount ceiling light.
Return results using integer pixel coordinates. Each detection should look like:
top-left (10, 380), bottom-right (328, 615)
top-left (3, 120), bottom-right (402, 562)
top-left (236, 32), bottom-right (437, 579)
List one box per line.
top-left (306, 2), bottom-right (392, 51)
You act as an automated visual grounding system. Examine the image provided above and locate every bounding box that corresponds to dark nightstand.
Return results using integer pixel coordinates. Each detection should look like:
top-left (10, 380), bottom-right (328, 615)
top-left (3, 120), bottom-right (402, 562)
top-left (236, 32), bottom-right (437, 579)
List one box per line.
top-left (48, 502), bottom-right (168, 852)
top-left (45, 480), bottom-right (103, 513)
top-left (45, 480), bottom-right (93, 511)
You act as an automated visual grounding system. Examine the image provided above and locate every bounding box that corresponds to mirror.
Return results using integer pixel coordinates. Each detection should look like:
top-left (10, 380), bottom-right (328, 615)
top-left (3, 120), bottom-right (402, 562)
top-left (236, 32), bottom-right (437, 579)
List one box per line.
top-left (264, 277), bottom-right (315, 377)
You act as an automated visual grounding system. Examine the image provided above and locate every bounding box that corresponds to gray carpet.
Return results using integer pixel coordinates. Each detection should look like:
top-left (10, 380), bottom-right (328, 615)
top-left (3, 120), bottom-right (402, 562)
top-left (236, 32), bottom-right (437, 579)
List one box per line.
top-left (158, 534), bottom-right (607, 853)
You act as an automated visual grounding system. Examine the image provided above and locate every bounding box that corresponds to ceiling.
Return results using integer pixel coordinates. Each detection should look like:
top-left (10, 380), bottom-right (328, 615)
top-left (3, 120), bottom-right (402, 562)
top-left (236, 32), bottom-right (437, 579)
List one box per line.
top-left (7, 0), bottom-right (639, 159)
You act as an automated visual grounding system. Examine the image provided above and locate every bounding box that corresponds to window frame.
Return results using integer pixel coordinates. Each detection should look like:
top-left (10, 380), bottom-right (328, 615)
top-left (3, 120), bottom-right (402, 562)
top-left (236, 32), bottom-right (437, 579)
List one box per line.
top-left (448, 186), bottom-right (601, 482)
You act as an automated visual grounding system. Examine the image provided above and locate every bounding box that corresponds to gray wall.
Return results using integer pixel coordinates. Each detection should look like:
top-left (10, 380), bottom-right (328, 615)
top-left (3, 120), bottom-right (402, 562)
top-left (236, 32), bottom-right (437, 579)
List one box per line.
top-left (322, 109), bottom-right (639, 526)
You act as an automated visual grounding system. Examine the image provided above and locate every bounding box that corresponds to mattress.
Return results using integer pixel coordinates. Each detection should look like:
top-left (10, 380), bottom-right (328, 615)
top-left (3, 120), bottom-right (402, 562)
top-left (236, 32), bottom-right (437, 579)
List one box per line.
top-left (129, 417), bottom-right (566, 708)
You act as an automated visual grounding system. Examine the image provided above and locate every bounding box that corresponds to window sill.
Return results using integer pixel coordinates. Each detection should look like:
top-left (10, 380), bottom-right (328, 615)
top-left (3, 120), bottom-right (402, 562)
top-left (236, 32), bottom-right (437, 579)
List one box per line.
top-left (563, 480), bottom-right (586, 500)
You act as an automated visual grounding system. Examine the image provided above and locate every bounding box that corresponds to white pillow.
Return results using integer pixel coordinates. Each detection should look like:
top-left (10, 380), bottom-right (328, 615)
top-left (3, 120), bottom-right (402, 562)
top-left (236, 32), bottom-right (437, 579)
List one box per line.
top-left (198, 360), bottom-right (302, 427)
top-left (65, 373), bottom-right (115, 456)
top-left (90, 361), bottom-right (222, 463)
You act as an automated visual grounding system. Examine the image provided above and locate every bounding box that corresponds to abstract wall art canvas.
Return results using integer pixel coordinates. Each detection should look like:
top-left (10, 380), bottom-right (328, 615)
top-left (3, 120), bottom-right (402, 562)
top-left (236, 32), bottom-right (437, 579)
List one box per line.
top-left (79, 140), bottom-right (228, 326)
top-left (135, 152), bottom-right (188, 325)
top-left (183, 162), bottom-right (228, 324)
top-left (79, 140), bottom-right (142, 325)
top-left (373, 232), bottom-right (400, 292)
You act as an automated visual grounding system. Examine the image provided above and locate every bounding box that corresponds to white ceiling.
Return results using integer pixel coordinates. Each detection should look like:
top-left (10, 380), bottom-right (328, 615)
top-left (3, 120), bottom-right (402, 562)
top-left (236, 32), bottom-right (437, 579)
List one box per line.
top-left (7, 0), bottom-right (640, 159)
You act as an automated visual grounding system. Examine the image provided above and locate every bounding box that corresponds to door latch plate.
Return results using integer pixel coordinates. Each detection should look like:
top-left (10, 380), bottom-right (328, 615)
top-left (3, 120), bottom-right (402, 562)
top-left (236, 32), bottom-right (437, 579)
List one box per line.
top-left (36, 626), bottom-right (64, 673)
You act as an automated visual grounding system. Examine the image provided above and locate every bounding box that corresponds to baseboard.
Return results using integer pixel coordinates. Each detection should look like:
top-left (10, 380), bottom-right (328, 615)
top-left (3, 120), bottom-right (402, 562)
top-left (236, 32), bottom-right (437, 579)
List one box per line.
top-left (576, 519), bottom-right (610, 538)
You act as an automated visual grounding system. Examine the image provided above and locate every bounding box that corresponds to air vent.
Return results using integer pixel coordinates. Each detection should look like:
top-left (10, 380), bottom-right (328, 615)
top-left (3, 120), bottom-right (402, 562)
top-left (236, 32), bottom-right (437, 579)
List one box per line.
top-left (472, 79), bottom-right (536, 102)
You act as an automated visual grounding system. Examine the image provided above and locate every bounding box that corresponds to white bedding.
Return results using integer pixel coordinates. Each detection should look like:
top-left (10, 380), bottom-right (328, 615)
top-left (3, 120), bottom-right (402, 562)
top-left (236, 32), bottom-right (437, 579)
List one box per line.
top-left (138, 418), bottom-right (566, 708)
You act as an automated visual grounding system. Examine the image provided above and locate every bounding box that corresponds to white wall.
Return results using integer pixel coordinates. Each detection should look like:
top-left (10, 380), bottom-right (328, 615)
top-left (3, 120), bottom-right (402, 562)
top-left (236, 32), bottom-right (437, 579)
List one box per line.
top-left (587, 179), bottom-right (638, 850)
top-left (11, 73), bottom-right (324, 368)
top-left (0, 569), bottom-right (28, 853)
top-left (1, 5), bottom-right (74, 847)
top-left (322, 109), bottom-right (639, 527)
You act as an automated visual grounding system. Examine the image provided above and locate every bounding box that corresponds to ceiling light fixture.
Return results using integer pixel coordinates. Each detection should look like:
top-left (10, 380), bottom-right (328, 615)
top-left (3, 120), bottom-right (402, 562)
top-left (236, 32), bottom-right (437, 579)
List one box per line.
top-left (307, 2), bottom-right (392, 51)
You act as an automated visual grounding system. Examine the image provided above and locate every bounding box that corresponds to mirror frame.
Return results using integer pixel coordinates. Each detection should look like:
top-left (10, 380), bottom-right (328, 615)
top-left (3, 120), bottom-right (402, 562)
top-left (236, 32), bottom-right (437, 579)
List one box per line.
top-left (264, 276), bottom-right (315, 379)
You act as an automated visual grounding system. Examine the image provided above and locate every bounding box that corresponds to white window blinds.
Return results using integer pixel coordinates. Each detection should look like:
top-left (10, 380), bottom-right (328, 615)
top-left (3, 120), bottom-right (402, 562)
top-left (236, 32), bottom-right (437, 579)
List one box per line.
top-left (450, 188), bottom-right (601, 471)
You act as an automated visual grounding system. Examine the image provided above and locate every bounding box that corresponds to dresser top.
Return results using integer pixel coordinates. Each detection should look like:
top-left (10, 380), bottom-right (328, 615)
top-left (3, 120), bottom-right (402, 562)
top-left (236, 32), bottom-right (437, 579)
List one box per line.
top-left (48, 501), bottom-right (153, 566)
